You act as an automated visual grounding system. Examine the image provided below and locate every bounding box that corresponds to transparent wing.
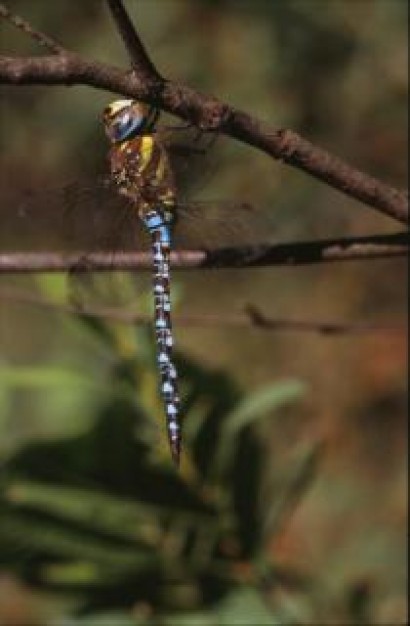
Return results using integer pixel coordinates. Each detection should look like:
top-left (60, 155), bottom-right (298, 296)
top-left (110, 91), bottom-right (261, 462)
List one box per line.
top-left (175, 199), bottom-right (273, 249)
top-left (156, 124), bottom-right (221, 199)
top-left (1, 178), bottom-right (274, 311)
top-left (1, 178), bottom-right (147, 253)
top-left (2, 179), bottom-right (273, 254)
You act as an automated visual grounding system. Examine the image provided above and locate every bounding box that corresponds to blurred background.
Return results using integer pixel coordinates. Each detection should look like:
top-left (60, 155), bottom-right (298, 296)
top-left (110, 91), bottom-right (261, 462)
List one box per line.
top-left (0, 1), bottom-right (407, 624)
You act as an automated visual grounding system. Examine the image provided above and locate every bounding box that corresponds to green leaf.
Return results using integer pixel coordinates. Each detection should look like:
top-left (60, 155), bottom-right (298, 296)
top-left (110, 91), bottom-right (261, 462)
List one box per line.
top-left (41, 561), bottom-right (101, 585)
top-left (58, 612), bottom-right (143, 626)
top-left (214, 586), bottom-right (280, 625)
top-left (213, 380), bottom-right (306, 477)
top-left (0, 365), bottom-right (99, 391)
top-left (223, 381), bottom-right (306, 436)
top-left (35, 273), bottom-right (69, 301)
top-left (261, 440), bottom-right (322, 539)
top-left (163, 587), bottom-right (282, 626)
top-left (163, 610), bottom-right (214, 626)
top-left (0, 509), bottom-right (152, 572)
top-left (3, 479), bottom-right (216, 543)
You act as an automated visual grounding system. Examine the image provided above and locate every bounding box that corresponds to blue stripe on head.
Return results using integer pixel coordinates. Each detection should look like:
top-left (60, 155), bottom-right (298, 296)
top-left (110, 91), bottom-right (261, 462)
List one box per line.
top-left (113, 113), bottom-right (144, 143)
top-left (123, 116), bottom-right (144, 140)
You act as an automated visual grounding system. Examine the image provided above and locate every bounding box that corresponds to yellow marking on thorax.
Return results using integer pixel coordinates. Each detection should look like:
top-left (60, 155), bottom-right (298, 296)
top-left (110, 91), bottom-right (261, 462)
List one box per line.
top-left (139, 135), bottom-right (154, 172)
top-left (117, 136), bottom-right (153, 174)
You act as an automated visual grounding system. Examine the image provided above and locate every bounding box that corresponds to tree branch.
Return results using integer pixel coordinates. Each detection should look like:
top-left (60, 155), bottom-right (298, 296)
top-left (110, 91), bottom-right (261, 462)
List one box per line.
top-left (0, 286), bottom-right (405, 337)
top-left (106, 0), bottom-right (162, 83)
top-left (0, 2), bottom-right (408, 225)
top-left (0, 233), bottom-right (407, 273)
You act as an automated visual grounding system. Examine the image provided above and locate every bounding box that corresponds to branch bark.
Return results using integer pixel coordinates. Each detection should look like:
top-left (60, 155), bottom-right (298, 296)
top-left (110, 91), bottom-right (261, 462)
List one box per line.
top-left (1, 285), bottom-right (405, 337)
top-left (0, 2), bottom-right (408, 225)
top-left (106, 0), bottom-right (161, 82)
top-left (0, 233), bottom-right (407, 273)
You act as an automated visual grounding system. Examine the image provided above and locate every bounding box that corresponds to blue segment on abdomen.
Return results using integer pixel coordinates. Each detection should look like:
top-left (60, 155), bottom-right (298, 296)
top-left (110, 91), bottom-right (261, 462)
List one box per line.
top-left (140, 206), bottom-right (180, 464)
top-left (144, 213), bottom-right (163, 230)
top-left (143, 214), bottom-right (171, 245)
top-left (158, 225), bottom-right (171, 245)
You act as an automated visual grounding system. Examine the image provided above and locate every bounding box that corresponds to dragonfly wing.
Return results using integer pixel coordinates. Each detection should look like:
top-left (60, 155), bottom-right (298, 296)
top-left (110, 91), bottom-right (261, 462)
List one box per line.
top-left (156, 125), bottom-right (221, 199)
top-left (2, 178), bottom-right (148, 253)
top-left (174, 200), bottom-right (274, 249)
top-left (2, 178), bottom-right (273, 254)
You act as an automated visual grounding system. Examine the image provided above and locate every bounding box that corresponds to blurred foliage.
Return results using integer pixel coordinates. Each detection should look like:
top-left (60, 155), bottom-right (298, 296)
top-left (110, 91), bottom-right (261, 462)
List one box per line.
top-left (0, 0), bottom-right (408, 624)
top-left (0, 280), bottom-right (315, 623)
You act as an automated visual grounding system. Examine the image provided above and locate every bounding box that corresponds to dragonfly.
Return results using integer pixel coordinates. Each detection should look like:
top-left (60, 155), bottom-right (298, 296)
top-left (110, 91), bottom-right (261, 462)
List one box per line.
top-left (3, 99), bottom-right (272, 466)
top-left (103, 98), bottom-right (187, 465)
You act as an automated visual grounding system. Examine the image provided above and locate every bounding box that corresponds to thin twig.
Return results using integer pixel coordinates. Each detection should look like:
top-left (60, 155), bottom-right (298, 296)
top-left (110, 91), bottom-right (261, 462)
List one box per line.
top-left (0, 286), bottom-right (405, 336)
top-left (106, 0), bottom-right (162, 82)
top-left (0, 4), bottom-right (407, 224)
top-left (0, 233), bottom-right (407, 273)
top-left (0, 3), bottom-right (64, 55)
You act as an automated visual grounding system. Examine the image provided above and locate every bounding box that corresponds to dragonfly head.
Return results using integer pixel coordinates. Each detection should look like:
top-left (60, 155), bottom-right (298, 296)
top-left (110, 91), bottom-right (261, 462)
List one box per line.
top-left (103, 99), bottom-right (159, 144)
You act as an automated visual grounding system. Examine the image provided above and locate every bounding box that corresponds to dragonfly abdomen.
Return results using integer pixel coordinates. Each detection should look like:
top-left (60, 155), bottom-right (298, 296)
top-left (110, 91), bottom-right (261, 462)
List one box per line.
top-left (147, 211), bottom-right (181, 465)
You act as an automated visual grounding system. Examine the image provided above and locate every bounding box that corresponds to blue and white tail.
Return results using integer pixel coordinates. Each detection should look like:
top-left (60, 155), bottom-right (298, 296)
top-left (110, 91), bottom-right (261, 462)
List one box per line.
top-left (141, 208), bottom-right (181, 465)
